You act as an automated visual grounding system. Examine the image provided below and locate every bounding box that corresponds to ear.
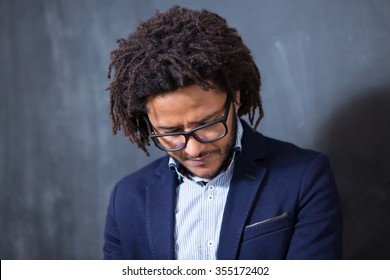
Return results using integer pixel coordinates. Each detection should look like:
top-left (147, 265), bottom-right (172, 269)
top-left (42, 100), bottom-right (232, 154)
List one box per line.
top-left (233, 90), bottom-right (241, 112)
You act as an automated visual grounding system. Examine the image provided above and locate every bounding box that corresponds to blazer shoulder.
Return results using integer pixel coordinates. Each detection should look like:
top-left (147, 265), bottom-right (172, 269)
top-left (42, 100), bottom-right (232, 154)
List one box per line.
top-left (258, 136), bottom-right (337, 196)
top-left (241, 119), bottom-right (324, 163)
top-left (115, 155), bottom-right (170, 191)
top-left (263, 135), bottom-right (324, 162)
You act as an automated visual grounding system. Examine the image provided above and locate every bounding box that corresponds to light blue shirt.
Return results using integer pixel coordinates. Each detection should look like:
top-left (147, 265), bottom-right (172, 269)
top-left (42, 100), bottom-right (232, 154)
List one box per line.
top-left (169, 117), bottom-right (243, 259)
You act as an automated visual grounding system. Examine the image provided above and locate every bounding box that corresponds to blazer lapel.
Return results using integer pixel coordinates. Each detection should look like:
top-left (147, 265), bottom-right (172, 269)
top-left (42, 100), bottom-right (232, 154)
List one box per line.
top-left (146, 157), bottom-right (177, 260)
top-left (217, 121), bottom-right (268, 260)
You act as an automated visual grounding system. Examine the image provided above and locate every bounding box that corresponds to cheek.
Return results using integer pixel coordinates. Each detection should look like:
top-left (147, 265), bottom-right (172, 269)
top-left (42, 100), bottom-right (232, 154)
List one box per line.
top-left (167, 150), bottom-right (181, 160)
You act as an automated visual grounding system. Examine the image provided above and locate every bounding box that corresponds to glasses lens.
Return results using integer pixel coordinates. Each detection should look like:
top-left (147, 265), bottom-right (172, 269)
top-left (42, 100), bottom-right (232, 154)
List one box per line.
top-left (194, 122), bottom-right (227, 142)
top-left (154, 134), bottom-right (186, 151)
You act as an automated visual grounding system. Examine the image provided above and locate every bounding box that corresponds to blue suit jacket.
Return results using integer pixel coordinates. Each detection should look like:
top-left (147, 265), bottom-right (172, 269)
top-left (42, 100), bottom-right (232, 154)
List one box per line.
top-left (104, 121), bottom-right (343, 259)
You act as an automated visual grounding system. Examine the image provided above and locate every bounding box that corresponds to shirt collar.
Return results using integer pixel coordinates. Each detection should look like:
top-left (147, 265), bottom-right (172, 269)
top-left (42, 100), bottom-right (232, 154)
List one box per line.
top-left (168, 115), bottom-right (243, 183)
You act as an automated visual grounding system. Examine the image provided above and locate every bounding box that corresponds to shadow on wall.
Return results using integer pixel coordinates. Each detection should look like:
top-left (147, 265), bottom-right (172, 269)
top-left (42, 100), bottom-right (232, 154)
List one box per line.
top-left (317, 88), bottom-right (390, 259)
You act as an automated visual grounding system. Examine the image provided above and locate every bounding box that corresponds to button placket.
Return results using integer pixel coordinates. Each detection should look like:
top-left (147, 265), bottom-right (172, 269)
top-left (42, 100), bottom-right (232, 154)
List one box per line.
top-left (207, 185), bottom-right (215, 201)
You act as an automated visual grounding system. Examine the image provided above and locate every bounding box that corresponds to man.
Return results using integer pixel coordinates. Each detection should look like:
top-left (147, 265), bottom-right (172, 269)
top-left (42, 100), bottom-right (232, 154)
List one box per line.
top-left (104, 6), bottom-right (342, 260)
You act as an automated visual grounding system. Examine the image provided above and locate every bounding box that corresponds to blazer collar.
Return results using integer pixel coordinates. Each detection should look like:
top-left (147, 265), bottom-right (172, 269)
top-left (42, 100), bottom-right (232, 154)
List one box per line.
top-left (240, 119), bottom-right (267, 161)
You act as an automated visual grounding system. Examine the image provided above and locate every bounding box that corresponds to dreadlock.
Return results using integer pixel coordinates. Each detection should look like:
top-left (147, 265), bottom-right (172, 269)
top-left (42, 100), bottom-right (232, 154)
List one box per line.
top-left (107, 5), bottom-right (263, 155)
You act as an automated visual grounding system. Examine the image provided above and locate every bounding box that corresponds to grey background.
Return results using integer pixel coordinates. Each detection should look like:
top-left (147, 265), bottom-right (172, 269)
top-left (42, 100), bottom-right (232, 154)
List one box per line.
top-left (1, 0), bottom-right (389, 259)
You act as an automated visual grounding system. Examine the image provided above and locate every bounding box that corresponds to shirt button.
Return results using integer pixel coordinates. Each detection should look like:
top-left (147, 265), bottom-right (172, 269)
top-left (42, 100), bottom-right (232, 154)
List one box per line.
top-left (207, 241), bottom-right (214, 247)
top-left (209, 186), bottom-right (214, 190)
top-left (208, 195), bottom-right (214, 200)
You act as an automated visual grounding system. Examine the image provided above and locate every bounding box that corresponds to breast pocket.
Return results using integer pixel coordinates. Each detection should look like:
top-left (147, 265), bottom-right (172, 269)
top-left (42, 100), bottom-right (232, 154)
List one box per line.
top-left (239, 212), bottom-right (292, 259)
top-left (242, 212), bottom-right (291, 241)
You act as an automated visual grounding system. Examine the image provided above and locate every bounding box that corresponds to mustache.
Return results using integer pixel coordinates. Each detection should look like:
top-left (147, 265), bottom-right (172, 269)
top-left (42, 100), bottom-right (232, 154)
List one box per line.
top-left (183, 150), bottom-right (220, 160)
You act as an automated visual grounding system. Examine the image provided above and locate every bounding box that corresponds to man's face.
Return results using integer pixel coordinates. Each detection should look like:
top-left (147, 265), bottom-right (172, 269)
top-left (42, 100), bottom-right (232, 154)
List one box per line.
top-left (146, 85), bottom-right (240, 180)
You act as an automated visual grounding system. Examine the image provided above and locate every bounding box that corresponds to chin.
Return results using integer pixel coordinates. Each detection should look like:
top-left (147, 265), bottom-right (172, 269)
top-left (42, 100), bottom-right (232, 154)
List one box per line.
top-left (188, 166), bottom-right (221, 180)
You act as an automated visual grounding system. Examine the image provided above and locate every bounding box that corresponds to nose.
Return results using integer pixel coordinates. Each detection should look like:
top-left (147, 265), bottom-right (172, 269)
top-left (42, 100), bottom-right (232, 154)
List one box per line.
top-left (184, 137), bottom-right (206, 157)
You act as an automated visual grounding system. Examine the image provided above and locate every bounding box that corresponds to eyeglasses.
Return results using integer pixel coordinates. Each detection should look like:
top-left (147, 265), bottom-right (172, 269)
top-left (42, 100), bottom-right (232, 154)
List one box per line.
top-left (145, 94), bottom-right (232, 152)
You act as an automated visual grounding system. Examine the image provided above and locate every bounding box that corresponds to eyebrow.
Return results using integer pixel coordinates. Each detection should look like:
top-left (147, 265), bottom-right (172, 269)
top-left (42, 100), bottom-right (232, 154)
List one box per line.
top-left (155, 109), bottom-right (222, 132)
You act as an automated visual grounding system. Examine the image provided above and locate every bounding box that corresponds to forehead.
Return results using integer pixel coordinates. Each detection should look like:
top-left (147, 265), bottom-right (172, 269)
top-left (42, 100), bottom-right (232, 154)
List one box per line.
top-left (146, 85), bottom-right (226, 123)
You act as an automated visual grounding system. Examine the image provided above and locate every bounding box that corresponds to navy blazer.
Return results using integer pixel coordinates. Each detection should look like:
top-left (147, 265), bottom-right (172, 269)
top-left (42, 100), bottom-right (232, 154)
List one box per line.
top-left (103, 121), bottom-right (343, 259)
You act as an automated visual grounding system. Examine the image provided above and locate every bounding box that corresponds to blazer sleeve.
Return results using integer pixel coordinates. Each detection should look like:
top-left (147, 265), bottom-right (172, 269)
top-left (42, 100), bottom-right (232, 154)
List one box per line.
top-left (286, 154), bottom-right (343, 259)
top-left (103, 184), bottom-right (125, 260)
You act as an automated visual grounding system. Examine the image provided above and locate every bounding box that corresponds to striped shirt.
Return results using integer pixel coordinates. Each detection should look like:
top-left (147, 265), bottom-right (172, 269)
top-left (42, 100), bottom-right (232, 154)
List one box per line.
top-left (169, 117), bottom-right (243, 259)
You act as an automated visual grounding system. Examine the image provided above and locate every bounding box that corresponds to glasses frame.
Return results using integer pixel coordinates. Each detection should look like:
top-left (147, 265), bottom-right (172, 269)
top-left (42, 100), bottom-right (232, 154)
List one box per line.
top-left (145, 93), bottom-right (232, 152)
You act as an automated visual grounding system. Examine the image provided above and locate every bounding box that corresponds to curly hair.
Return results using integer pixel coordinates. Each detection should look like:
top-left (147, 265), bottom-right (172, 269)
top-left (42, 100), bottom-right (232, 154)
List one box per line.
top-left (107, 5), bottom-right (263, 155)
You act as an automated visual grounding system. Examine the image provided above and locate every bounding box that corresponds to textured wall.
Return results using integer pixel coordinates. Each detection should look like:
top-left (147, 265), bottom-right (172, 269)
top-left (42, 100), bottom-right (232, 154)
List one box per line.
top-left (1, 0), bottom-right (389, 259)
